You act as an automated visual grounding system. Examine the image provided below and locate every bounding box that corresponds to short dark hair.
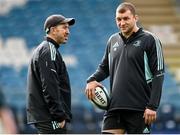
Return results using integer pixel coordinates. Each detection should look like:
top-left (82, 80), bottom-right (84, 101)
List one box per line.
top-left (116, 2), bottom-right (136, 16)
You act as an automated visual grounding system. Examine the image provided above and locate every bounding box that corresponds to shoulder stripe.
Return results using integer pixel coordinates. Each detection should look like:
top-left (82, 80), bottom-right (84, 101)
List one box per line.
top-left (144, 31), bottom-right (164, 71)
top-left (144, 51), bottom-right (153, 83)
top-left (49, 42), bottom-right (56, 61)
top-left (154, 35), bottom-right (164, 70)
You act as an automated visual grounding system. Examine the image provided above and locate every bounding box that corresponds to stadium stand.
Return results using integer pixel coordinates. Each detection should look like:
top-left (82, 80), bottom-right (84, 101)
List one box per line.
top-left (0, 0), bottom-right (180, 133)
top-left (127, 0), bottom-right (180, 82)
top-left (0, 0), bottom-right (27, 15)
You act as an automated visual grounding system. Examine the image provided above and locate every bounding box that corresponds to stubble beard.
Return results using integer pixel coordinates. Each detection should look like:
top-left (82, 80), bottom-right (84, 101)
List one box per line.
top-left (122, 25), bottom-right (134, 38)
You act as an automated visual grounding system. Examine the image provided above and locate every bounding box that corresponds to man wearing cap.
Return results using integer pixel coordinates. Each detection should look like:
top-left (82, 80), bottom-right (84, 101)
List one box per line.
top-left (26, 14), bottom-right (75, 134)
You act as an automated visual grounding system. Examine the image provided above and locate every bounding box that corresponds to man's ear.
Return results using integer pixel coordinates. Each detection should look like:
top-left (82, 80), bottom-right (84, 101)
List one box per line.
top-left (135, 15), bottom-right (139, 22)
top-left (50, 27), bottom-right (56, 35)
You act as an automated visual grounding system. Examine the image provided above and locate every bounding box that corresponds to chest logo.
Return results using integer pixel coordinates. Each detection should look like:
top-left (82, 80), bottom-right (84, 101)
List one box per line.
top-left (133, 40), bottom-right (141, 47)
top-left (112, 42), bottom-right (119, 51)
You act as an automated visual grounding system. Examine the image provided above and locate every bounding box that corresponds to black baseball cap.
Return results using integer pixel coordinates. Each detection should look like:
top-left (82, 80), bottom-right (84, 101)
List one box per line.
top-left (44, 14), bottom-right (75, 33)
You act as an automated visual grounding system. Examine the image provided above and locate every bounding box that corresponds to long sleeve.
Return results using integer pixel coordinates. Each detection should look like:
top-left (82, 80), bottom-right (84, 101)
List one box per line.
top-left (146, 35), bottom-right (165, 110)
top-left (38, 50), bottom-right (66, 121)
top-left (147, 75), bottom-right (164, 110)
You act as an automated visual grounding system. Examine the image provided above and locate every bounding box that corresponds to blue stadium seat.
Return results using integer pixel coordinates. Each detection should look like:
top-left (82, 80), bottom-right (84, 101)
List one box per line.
top-left (1, 0), bottom-right (180, 133)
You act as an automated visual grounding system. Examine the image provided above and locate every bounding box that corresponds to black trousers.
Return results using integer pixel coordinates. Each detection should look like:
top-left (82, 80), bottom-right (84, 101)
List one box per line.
top-left (34, 121), bottom-right (66, 134)
top-left (102, 110), bottom-right (151, 134)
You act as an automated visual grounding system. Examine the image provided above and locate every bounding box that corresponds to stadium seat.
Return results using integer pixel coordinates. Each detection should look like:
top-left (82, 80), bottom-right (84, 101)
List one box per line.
top-left (1, 0), bottom-right (180, 133)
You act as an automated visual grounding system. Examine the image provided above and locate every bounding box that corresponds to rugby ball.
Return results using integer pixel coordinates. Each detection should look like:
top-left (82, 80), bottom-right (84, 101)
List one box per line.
top-left (91, 86), bottom-right (110, 110)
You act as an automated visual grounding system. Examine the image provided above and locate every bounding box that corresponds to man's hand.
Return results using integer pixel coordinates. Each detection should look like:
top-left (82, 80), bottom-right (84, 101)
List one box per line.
top-left (143, 108), bottom-right (157, 125)
top-left (58, 120), bottom-right (65, 128)
top-left (85, 81), bottom-right (102, 100)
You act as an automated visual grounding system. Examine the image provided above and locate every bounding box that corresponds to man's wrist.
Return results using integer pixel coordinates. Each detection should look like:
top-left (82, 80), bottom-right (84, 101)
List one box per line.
top-left (146, 106), bottom-right (157, 111)
top-left (87, 77), bottom-right (96, 83)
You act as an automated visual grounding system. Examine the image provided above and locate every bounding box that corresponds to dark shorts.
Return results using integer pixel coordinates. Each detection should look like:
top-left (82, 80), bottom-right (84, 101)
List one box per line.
top-left (34, 121), bottom-right (67, 134)
top-left (102, 110), bottom-right (151, 134)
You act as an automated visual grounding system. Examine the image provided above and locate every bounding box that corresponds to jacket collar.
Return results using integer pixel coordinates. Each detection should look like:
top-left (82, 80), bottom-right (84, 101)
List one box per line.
top-left (45, 36), bottom-right (59, 49)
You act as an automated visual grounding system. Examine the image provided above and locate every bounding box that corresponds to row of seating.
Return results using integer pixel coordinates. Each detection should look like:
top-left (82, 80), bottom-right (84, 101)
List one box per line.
top-left (0, 0), bottom-right (180, 133)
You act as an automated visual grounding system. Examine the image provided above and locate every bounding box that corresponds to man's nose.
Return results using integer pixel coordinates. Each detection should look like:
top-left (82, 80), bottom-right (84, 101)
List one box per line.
top-left (66, 29), bottom-right (70, 34)
top-left (120, 20), bottom-right (125, 26)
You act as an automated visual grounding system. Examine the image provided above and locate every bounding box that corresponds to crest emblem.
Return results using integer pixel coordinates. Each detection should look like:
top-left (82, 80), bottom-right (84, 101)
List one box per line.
top-left (133, 40), bottom-right (141, 47)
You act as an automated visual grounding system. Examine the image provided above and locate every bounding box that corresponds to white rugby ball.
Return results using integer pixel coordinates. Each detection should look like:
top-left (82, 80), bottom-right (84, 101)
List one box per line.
top-left (91, 86), bottom-right (110, 110)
